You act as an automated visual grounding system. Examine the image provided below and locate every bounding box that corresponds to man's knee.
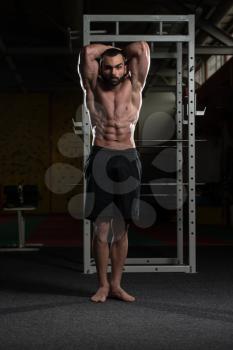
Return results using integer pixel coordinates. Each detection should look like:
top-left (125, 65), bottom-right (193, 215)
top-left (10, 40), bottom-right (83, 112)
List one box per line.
top-left (93, 219), bottom-right (111, 243)
top-left (111, 218), bottom-right (129, 242)
top-left (113, 230), bottom-right (128, 242)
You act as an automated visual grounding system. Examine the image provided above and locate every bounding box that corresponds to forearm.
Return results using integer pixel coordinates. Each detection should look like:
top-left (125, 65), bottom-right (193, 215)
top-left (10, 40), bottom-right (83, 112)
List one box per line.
top-left (82, 43), bottom-right (113, 60)
top-left (123, 41), bottom-right (149, 60)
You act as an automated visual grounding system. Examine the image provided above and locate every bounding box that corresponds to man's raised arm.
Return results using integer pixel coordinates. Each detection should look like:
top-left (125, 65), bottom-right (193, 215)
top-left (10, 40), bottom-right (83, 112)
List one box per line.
top-left (123, 41), bottom-right (150, 90)
top-left (78, 44), bottom-right (112, 91)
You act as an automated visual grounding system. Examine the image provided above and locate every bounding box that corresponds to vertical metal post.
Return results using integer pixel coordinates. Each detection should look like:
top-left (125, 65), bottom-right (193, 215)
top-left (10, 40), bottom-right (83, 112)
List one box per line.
top-left (116, 21), bottom-right (119, 35)
top-left (159, 21), bottom-right (163, 35)
top-left (176, 42), bottom-right (184, 264)
top-left (112, 21), bottom-right (119, 47)
top-left (17, 210), bottom-right (25, 248)
top-left (188, 15), bottom-right (196, 273)
top-left (83, 15), bottom-right (92, 274)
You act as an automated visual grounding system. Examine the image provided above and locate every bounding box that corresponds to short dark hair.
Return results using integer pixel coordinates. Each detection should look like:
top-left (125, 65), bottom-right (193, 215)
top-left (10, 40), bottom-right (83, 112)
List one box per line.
top-left (100, 48), bottom-right (126, 66)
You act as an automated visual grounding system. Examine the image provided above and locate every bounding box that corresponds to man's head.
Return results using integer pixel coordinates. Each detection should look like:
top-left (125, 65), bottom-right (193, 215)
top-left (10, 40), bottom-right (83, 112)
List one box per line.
top-left (99, 48), bottom-right (127, 87)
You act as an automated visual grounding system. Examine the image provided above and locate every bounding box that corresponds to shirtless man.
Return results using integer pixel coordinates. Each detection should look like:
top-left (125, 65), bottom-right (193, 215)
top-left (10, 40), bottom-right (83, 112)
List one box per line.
top-left (78, 41), bottom-right (150, 302)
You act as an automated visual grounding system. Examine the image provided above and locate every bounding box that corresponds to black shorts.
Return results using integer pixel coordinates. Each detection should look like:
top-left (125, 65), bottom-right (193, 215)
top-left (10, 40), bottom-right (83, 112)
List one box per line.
top-left (84, 145), bottom-right (142, 223)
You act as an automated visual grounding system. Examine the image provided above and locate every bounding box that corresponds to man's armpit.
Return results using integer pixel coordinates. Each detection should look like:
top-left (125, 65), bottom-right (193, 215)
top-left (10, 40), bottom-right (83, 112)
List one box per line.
top-left (130, 74), bottom-right (142, 92)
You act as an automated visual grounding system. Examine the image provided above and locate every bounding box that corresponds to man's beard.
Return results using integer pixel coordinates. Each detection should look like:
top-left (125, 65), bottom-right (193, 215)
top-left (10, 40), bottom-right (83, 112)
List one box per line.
top-left (100, 74), bottom-right (126, 87)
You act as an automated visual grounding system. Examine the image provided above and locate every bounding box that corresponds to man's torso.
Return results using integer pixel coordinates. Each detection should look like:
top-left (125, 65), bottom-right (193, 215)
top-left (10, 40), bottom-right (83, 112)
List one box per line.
top-left (85, 77), bottom-right (142, 150)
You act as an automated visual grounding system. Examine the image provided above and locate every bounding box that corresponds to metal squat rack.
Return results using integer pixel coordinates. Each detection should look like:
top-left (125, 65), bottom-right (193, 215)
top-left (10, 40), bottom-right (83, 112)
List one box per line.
top-left (74, 14), bottom-right (197, 273)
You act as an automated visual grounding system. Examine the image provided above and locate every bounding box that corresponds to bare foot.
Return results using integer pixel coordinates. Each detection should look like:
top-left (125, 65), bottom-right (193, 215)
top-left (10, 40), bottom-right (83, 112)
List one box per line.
top-left (90, 285), bottom-right (110, 303)
top-left (110, 285), bottom-right (136, 302)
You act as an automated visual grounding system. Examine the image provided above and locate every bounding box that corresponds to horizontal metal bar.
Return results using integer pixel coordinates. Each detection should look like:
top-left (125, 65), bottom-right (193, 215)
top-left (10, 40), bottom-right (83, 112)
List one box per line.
top-left (151, 52), bottom-right (177, 59)
top-left (135, 139), bottom-right (207, 142)
top-left (125, 258), bottom-right (178, 264)
top-left (3, 207), bottom-right (36, 211)
top-left (123, 265), bottom-right (191, 272)
top-left (85, 15), bottom-right (191, 22)
top-left (87, 265), bottom-right (191, 273)
top-left (0, 247), bottom-right (40, 252)
top-left (88, 35), bottom-right (190, 42)
top-left (72, 120), bottom-right (82, 127)
top-left (141, 194), bottom-right (201, 197)
top-left (137, 145), bottom-right (177, 148)
top-left (141, 194), bottom-right (178, 197)
top-left (90, 30), bottom-right (107, 34)
top-left (151, 48), bottom-right (233, 57)
top-left (67, 182), bottom-right (205, 187)
top-left (91, 257), bottom-right (179, 264)
top-left (194, 46), bottom-right (233, 55)
top-left (141, 182), bottom-right (205, 186)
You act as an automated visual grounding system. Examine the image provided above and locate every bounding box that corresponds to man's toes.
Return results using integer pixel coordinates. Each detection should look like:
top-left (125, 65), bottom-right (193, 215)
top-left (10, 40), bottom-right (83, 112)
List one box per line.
top-left (90, 296), bottom-right (97, 302)
top-left (110, 287), bottom-right (136, 302)
top-left (100, 296), bottom-right (106, 302)
top-left (90, 292), bottom-right (108, 303)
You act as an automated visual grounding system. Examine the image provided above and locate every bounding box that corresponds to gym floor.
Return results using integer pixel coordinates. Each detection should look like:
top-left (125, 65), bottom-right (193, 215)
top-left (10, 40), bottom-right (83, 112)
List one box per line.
top-left (0, 223), bottom-right (233, 349)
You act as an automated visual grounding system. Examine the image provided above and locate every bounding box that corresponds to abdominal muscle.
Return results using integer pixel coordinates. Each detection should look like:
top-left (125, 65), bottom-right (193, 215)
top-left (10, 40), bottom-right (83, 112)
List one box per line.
top-left (86, 78), bottom-right (141, 150)
top-left (91, 117), bottom-right (137, 150)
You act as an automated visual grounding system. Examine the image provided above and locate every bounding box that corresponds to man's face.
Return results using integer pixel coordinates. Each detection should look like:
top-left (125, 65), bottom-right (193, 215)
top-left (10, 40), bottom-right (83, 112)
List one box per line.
top-left (101, 54), bottom-right (127, 87)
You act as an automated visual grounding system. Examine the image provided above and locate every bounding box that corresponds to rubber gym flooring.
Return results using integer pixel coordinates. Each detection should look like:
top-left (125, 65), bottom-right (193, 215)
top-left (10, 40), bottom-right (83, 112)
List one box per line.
top-left (0, 214), bottom-right (233, 349)
top-left (0, 246), bottom-right (233, 349)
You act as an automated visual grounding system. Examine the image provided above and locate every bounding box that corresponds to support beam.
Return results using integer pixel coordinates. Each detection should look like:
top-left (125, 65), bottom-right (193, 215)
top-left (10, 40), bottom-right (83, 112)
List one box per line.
top-left (189, 46), bottom-right (233, 55)
top-left (198, 19), bottom-right (233, 46)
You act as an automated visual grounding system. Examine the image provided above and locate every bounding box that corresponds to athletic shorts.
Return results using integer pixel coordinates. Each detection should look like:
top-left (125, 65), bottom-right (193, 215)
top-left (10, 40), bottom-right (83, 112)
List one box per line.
top-left (84, 145), bottom-right (142, 223)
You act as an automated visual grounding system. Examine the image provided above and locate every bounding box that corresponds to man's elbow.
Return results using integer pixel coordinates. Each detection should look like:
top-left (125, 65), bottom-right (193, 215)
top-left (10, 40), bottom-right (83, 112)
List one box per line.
top-left (78, 46), bottom-right (92, 69)
top-left (140, 41), bottom-right (150, 54)
top-left (136, 41), bottom-right (150, 57)
top-left (81, 45), bottom-right (97, 61)
top-left (81, 45), bottom-right (89, 58)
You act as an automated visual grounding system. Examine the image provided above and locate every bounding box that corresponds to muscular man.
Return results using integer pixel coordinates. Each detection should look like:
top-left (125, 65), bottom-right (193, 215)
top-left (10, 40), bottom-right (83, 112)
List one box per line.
top-left (78, 41), bottom-right (150, 302)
